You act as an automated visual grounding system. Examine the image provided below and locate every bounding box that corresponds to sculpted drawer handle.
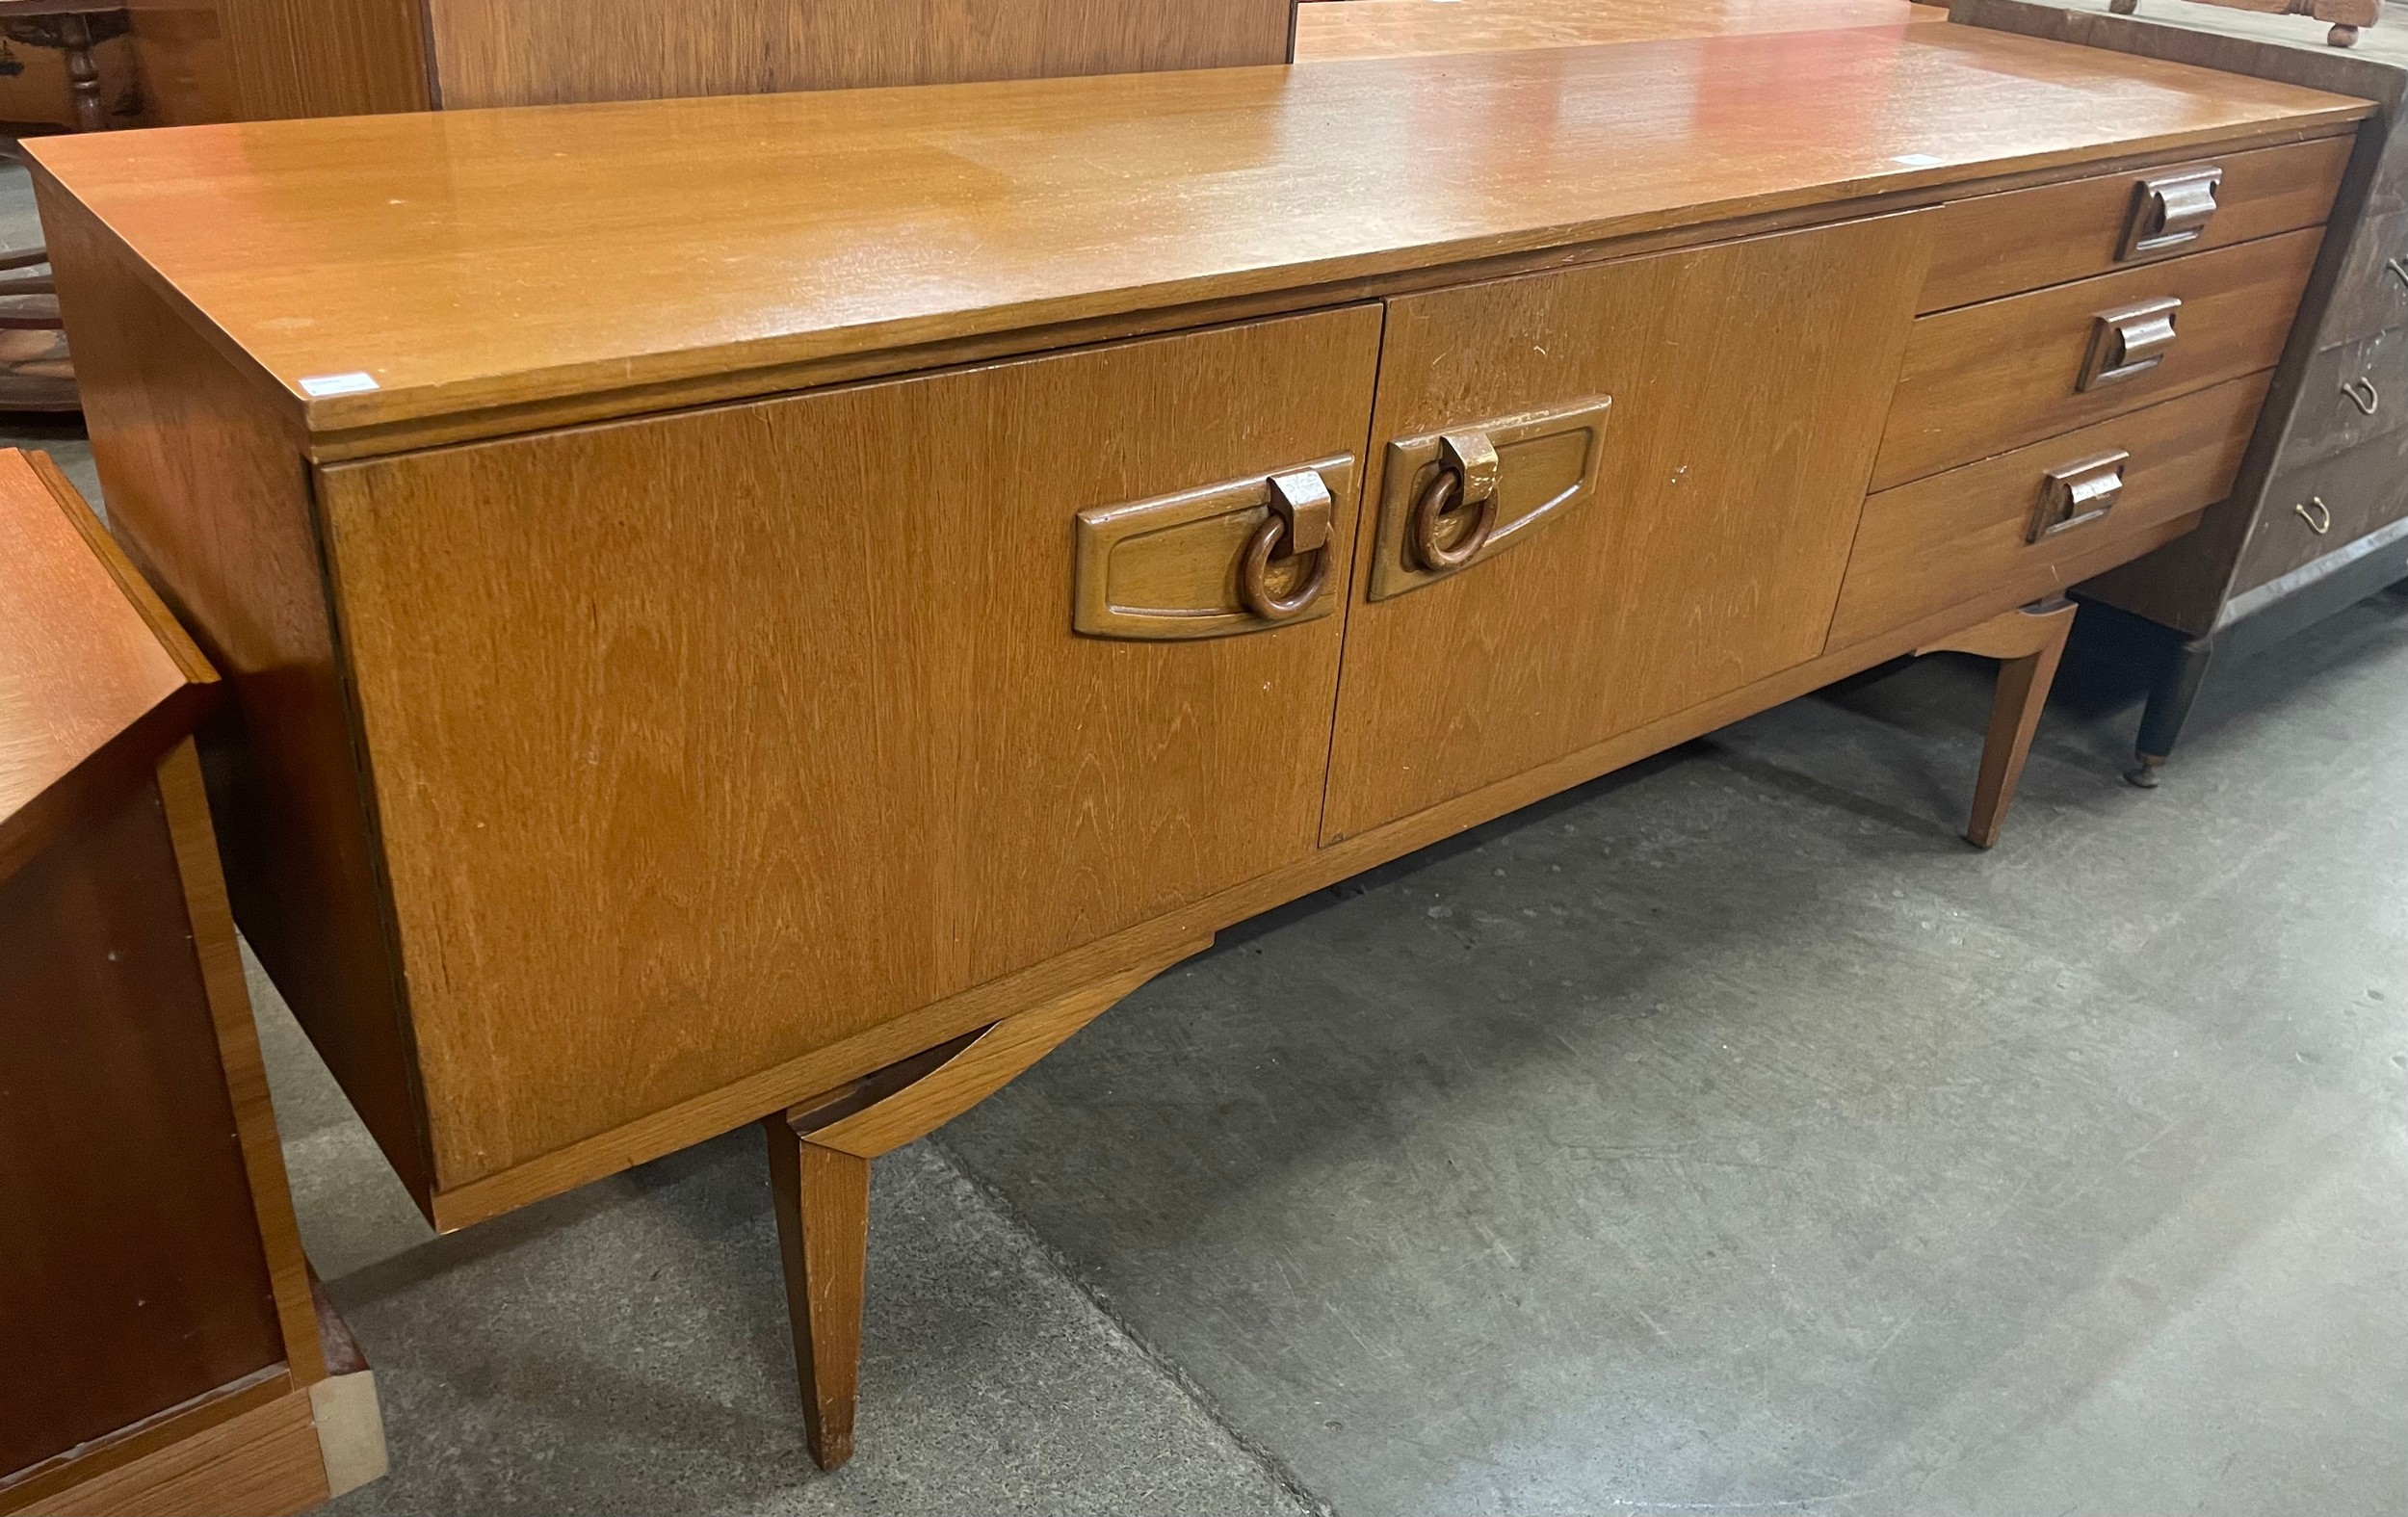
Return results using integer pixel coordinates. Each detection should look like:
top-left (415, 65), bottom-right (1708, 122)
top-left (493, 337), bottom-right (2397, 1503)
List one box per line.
top-left (2120, 168), bottom-right (2221, 259)
top-left (2295, 495), bottom-right (2335, 536)
top-left (2344, 378), bottom-right (2380, 416)
top-left (2030, 450), bottom-right (2128, 542)
top-left (1070, 455), bottom-right (1353, 640)
top-left (1407, 431), bottom-right (1502, 572)
top-left (2078, 297), bottom-right (2181, 391)
top-left (1239, 468), bottom-right (1334, 622)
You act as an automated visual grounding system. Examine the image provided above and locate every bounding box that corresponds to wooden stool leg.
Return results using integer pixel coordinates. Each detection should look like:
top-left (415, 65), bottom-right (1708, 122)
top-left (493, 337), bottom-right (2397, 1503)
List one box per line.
top-left (1919, 599), bottom-right (2076, 850)
top-left (762, 1118), bottom-right (870, 1471)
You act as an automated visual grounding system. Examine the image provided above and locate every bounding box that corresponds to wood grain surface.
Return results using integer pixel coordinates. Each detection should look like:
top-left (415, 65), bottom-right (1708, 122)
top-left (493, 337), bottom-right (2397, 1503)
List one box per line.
top-left (13, 1380), bottom-right (328, 1517)
top-left (316, 309), bottom-right (1379, 1186)
top-left (1323, 215), bottom-right (1929, 840)
top-left (1833, 371), bottom-right (2268, 644)
top-left (427, 0), bottom-right (1295, 108)
top-left (1915, 132), bottom-right (2351, 311)
top-left (34, 184), bottom-right (438, 1208)
top-left (0, 771), bottom-right (286, 1478)
top-left (1874, 224), bottom-right (2323, 488)
top-left (122, 0), bottom-right (431, 124)
top-left (0, 447), bottom-right (208, 881)
top-left (23, 26), bottom-right (2366, 443)
top-left (1295, 0), bottom-right (1939, 59)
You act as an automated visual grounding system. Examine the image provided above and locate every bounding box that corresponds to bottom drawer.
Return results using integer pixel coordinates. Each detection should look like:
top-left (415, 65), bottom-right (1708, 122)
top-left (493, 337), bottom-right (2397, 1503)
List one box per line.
top-left (1829, 372), bottom-right (2267, 647)
top-left (2233, 419), bottom-right (2408, 597)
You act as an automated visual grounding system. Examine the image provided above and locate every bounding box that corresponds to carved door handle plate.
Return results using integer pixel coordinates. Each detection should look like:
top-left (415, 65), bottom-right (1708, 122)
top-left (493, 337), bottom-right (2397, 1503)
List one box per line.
top-left (1368, 396), bottom-right (1612, 601)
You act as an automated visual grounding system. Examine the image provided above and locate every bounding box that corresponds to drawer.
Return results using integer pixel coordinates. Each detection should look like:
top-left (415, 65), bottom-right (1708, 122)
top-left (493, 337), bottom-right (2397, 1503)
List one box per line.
top-left (1917, 134), bottom-right (2350, 314)
top-left (2283, 326), bottom-right (2408, 472)
top-left (2315, 205), bottom-right (2408, 351)
top-left (314, 306), bottom-right (1382, 1183)
top-left (1832, 372), bottom-right (2267, 647)
top-left (1875, 226), bottom-right (2320, 491)
top-left (2233, 418), bottom-right (2408, 596)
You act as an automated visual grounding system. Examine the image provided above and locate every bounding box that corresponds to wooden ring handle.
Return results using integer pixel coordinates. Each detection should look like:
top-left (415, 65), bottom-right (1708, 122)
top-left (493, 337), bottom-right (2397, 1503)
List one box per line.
top-left (1408, 467), bottom-right (1498, 572)
top-left (1239, 510), bottom-right (1328, 621)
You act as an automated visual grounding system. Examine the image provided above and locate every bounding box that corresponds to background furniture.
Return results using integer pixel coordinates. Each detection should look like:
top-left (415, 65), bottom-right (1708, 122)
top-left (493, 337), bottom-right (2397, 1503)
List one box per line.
top-left (2107, 0), bottom-right (2378, 49)
top-left (122, 0), bottom-right (1298, 121)
top-left (1294, 0), bottom-right (1945, 59)
top-left (30, 28), bottom-right (2364, 1467)
top-left (0, 447), bottom-right (383, 1517)
top-left (1960, 0), bottom-right (2408, 779)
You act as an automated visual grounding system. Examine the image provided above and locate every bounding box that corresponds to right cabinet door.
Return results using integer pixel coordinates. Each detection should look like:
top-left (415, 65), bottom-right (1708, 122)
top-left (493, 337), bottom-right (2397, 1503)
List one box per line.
top-left (1322, 216), bottom-right (1928, 843)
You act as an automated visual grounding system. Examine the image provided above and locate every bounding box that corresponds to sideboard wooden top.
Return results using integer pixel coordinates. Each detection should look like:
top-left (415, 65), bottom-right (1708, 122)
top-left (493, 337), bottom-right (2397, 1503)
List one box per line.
top-left (29, 23), bottom-right (2369, 449)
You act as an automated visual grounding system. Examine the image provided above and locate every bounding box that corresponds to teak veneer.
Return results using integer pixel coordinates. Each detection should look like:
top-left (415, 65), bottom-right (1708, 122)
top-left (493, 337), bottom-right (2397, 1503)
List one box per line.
top-left (28, 24), bottom-right (2370, 1467)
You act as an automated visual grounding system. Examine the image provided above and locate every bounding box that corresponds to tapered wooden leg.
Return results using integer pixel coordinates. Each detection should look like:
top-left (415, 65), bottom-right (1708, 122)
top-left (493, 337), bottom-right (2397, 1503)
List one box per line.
top-left (762, 1117), bottom-right (870, 1471)
top-left (1919, 598), bottom-right (2076, 850)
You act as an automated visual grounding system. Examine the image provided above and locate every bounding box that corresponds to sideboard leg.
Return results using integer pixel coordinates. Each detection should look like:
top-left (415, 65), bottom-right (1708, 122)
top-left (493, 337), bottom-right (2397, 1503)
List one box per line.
top-left (1917, 598), bottom-right (2076, 850)
top-left (755, 945), bottom-right (1204, 1470)
top-left (2128, 633), bottom-right (2213, 790)
top-left (763, 1117), bottom-right (871, 1470)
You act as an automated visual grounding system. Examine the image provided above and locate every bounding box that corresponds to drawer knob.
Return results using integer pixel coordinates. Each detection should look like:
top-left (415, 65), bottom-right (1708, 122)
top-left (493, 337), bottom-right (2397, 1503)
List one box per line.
top-left (2295, 495), bottom-right (2335, 536)
top-left (2120, 168), bottom-right (2221, 259)
top-left (2079, 297), bottom-right (2180, 391)
top-left (2031, 450), bottom-right (2128, 541)
top-left (2344, 378), bottom-right (2380, 416)
top-left (1239, 467), bottom-right (1334, 621)
top-left (1407, 430), bottom-right (1502, 572)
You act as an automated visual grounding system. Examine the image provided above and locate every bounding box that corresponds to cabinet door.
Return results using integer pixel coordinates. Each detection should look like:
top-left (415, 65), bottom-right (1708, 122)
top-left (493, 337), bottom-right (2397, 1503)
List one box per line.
top-left (317, 307), bottom-right (1379, 1186)
top-left (1323, 217), bottom-right (1927, 842)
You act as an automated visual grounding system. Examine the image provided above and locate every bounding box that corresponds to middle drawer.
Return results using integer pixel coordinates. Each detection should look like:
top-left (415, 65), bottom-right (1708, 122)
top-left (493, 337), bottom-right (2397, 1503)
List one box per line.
top-left (1831, 371), bottom-right (2269, 647)
top-left (1873, 227), bottom-right (2319, 491)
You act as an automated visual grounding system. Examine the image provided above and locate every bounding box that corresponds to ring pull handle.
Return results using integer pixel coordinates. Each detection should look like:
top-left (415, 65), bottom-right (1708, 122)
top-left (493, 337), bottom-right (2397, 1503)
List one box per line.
top-left (2344, 378), bottom-right (2380, 416)
top-left (1407, 430), bottom-right (1502, 572)
top-left (2295, 495), bottom-right (2335, 536)
top-left (1239, 468), bottom-right (1333, 622)
top-left (2387, 257), bottom-right (2408, 297)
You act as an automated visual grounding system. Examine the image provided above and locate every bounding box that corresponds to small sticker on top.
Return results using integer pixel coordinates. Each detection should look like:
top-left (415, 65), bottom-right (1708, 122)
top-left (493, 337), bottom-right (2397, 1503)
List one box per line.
top-left (299, 371), bottom-right (380, 398)
top-left (1891, 153), bottom-right (1945, 169)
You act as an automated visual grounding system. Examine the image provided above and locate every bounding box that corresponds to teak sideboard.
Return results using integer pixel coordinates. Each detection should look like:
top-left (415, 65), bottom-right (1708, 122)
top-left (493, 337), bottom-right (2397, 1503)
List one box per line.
top-left (28, 26), bottom-right (2369, 1466)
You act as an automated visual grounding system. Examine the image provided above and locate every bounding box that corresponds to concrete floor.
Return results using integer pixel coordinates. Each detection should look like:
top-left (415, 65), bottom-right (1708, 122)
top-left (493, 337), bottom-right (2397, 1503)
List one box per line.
top-left (13, 396), bottom-right (2404, 1510)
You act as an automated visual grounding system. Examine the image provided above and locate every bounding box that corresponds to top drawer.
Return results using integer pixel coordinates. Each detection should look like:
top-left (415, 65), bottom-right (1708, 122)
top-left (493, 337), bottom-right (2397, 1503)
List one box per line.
top-left (1918, 134), bottom-right (2352, 313)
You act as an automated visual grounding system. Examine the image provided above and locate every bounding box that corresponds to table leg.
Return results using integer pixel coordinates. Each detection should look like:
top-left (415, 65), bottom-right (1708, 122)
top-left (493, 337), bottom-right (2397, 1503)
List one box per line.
top-left (1918, 599), bottom-right (2076, 850)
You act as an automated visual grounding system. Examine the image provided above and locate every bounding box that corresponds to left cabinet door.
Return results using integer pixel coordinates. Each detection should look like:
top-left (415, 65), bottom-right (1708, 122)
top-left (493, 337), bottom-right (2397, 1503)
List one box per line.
top-left (315, 306), bottom-right (1380, 1190)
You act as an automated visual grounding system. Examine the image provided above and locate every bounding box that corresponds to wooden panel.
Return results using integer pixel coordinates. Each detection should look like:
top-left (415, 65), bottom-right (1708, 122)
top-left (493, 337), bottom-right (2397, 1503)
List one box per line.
top-left (1322, 215), bottom-right (1928, 842)
top-left (1874, 225), bottom-right (2323, 489)
top-left (427, 0), bottom-right (1294, 109)
top-left (33, 183), bottom-right (436, 1211)
top-left (1917, 133), bottom-right (2350, 312)
top-left (315, 308), bottom-right (1380, 1187)
top-left (0, 447), bottom-right (210, 883)
top-left (20, 29), bottom-right (2368, 446)
top-left (1293, 0), bottom-right (1938, 60)
top-left (1830, 371), bottom-right (2268, 645)
top-left (123, 0), bottom-right (431, 123)
top-left (0, 772), bottom-right (284, 1477)
top-left (17, 1384), bottom-right (328, 1517)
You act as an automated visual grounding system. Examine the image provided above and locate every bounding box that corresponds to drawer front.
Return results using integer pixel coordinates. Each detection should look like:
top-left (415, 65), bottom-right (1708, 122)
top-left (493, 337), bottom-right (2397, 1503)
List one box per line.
top-left (316, 307), bottom-right (1381, 1185)
top-left (2315, 205), bottom-right (2408, 352)
top-left (1918, 134), bottom-right (2350, 314)
top-left (2233, 419), bottom-right (2408, 596)
top-left (1323, 214), bottom-right (1928, 843)
top-left (2284, 326), bottom-right (2408, 472)
top-left (1876, 226), bottom-right (2321, 491)
top-left (1832, 373), bottom-right (2267, 647)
